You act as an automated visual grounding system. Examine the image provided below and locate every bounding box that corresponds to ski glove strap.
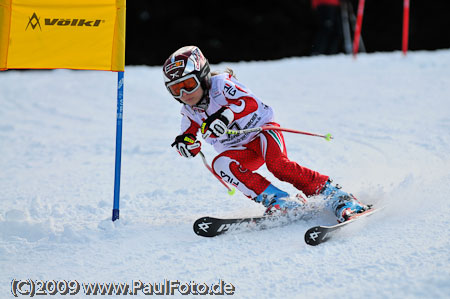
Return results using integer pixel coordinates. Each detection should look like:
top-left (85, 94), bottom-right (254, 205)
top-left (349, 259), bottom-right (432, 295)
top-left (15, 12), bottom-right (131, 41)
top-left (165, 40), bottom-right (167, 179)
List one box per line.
top-left (171, 133), bottom-right (201, 158)
top-left (201, 107), bottom-right (234, 139)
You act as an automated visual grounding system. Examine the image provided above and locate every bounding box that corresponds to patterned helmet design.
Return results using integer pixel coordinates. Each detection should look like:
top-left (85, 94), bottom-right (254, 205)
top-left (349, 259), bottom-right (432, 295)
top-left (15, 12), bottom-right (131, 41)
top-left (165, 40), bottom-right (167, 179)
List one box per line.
top-left (163, 46), bottom-right (210, 92)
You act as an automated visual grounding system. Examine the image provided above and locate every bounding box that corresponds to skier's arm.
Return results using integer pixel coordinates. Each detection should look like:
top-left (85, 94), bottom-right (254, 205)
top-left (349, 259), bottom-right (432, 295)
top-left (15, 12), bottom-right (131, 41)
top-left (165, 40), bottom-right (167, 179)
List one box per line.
top-left (172, 114), bottom-right (202, 158)
top-left (201, 79), bottom-right (260, 138)
top-left (201, 107), bottom-right (234, 139)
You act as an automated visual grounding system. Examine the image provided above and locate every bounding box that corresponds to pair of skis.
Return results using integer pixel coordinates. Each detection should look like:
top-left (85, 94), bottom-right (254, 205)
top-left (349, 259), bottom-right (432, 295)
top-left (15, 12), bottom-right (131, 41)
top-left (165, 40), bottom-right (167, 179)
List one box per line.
top-left (193, 208), bottom-right (379, 246)
top-left (194, 126), bottom-right (378, 245)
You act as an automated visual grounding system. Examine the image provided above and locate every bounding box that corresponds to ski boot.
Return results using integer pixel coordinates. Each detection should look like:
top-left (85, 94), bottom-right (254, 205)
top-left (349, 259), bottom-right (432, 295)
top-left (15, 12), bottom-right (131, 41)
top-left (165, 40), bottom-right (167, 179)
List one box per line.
top-left (320, 180), bottom-right (369, 223)
top-left (253, 184), bottom-right (304, 216)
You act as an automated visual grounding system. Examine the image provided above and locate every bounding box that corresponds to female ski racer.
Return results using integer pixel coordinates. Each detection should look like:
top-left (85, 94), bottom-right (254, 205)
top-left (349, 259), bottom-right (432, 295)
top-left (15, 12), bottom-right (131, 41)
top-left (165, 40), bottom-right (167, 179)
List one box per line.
top-left (163, 46), bottom-right (368, 222)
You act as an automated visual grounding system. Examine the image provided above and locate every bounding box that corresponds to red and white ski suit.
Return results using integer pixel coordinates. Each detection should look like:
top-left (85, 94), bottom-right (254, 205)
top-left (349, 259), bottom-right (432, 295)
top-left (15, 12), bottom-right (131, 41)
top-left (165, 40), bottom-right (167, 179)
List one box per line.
top-left (178, 73), bottom-right (329, 198)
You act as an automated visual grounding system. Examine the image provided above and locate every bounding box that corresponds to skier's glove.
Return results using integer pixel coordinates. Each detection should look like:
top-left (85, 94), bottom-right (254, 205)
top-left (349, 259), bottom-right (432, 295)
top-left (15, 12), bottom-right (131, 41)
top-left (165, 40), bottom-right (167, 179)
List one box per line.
top-left (171, 133), bottom-right (201, 158)
top-left (201, 107), bottom-right (234, 139)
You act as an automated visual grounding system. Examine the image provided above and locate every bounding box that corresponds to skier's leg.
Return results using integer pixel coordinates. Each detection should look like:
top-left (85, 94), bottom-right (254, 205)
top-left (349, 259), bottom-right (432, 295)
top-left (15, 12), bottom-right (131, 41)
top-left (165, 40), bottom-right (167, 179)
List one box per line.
top-left (319, 180), bottom-right (370, 222)
top-left (260, 127), bottom-right (368, 221)
top-left (261, 128), bottom-right (329, 196)
top-left (212, 140), bottom-right (303, 215)
top-left (212, 144), bottom-right (268, 199)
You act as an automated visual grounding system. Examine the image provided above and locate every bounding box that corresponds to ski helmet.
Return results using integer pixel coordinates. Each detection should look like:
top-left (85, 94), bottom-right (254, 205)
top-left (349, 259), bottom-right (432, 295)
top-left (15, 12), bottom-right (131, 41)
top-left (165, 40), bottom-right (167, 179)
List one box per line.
top-left (163, 46), bottom-right (210, 102)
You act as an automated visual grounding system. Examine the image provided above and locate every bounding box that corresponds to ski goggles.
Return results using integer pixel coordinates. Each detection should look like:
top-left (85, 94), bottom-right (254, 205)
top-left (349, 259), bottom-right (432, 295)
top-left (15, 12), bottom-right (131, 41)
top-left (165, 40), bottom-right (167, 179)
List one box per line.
top-left (166, 74), bottom-right (201, 98)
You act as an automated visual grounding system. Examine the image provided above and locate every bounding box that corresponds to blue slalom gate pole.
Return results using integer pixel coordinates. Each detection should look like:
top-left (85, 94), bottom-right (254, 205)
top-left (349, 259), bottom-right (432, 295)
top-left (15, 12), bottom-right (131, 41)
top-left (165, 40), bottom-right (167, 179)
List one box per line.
top-left (112, 71), bottom-right (124, 221)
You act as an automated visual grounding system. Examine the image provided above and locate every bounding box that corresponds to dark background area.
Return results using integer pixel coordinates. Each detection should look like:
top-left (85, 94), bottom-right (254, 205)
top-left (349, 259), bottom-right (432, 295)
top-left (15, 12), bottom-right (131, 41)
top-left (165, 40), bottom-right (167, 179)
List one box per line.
top-left (126, 0), bottom-right (450, 66)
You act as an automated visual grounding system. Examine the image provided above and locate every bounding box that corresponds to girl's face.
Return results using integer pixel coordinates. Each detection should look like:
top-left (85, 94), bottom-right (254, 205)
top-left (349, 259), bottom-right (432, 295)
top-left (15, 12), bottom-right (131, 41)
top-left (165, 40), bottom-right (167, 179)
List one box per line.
top-left (179, 85), bottom-right (204, 106)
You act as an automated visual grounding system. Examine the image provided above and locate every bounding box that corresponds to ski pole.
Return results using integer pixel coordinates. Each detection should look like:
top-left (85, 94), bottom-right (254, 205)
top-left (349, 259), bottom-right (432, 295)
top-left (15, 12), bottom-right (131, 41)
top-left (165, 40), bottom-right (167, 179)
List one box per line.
top-left (199, 151), bottom-right (236, 195)
top-left (227, 125), bottom-right (333, 141)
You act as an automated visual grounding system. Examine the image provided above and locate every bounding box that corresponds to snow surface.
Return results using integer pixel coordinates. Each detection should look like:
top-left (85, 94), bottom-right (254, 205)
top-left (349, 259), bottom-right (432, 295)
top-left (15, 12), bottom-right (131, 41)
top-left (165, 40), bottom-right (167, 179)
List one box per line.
top-left (1, 50), bottom-right (450, 298)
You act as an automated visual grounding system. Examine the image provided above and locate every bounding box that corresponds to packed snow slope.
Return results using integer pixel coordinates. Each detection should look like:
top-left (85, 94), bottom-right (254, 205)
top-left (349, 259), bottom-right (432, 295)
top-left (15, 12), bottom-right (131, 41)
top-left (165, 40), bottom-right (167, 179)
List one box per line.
top-left (1, 50), bottom-right (450, 298)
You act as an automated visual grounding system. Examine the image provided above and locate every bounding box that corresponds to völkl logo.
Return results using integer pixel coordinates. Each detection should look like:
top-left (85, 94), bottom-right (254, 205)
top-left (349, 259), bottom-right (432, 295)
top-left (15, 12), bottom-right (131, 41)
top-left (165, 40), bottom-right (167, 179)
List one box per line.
top-left (26, 12), bottom-right (104, 31)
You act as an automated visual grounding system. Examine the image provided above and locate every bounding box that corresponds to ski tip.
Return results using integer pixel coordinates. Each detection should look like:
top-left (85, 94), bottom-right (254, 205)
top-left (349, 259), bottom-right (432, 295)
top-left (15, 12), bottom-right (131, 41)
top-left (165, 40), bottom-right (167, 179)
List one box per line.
top-left (193, 217), bottom-right (216, 237)
top-left (304, 226), bottom-right (324, 246)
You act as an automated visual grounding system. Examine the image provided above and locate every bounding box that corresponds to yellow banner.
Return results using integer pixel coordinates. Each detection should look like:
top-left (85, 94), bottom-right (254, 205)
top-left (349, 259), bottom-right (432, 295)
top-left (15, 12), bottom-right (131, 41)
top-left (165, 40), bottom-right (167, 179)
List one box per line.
top-left (0, 0), bottom-right (125, 71)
